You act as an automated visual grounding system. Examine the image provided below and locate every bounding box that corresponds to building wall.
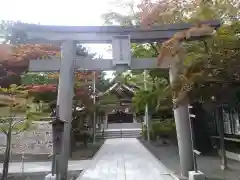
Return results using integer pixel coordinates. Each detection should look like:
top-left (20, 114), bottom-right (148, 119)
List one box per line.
top-left (200, 102), bottom-right (240, 156)
top-left (192, 102), bottom-right (214, 153)
top-left (0, 121), bottom-right (53, 154)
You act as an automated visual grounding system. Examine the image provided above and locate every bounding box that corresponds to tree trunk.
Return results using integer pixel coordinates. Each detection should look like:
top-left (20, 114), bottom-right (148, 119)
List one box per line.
top-left (1, 129), bottom-right (12, 180)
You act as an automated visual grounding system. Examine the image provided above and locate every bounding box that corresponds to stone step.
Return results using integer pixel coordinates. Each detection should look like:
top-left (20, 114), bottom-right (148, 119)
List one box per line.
top-left (96, 129), bottom-right (142, 139)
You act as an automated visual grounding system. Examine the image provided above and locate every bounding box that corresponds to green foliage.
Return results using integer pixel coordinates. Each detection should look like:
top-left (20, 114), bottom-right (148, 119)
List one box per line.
top-left (174, 21), bottom-right (240, 104)
top-left (132, 43), bottom-right (158, 58)
top-left (95, 72), bottom-right (112, 92)
top-left (102, 12), bottom-right (135, 26)
top-left (30, 91), bottom-right (57, 103)
top-left (0, 83), bottom-right (43, 179)
top-left (142, 119), bottom-right (176, 141)
top-left (0, 84), bottom-right (28, 110)
top-left (0, 116), bottom-right (35, 135)
top-left (151, 119), bottom-right (176, 137)
top-left (0, 84), bottom-right (41, 134)
top-left (97, 93), bottom-right (119, 105)
top-left (101, 4), bottom-right (172, 113)
top-left (21, 73), bottom-right (57, 85)
top-left (132, 89), bottom-right (151, 113)
top-left (132, 75), bottom-right (171, 113)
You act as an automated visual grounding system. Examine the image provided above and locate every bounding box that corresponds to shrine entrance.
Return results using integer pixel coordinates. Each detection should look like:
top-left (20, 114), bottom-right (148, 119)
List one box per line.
top-left (98, 80), bottom-right (136, 127)
top-left (108, 110), bottom-right (133, 123)
top-left (12, 21), bottom-right (220, 178)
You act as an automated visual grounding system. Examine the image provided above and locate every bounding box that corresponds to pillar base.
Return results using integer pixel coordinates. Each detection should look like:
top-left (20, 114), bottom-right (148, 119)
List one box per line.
top-left (45, 174), bottom-right (56, 180)
top-left (188, 171), bottom-right (206, 180)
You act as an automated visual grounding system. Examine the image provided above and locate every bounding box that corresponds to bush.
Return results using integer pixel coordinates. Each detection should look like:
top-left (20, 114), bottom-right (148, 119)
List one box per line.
top-left (142, 119), bottom-right (176, 141)
top-left (142, 125), bottom-right (156, 140)
top-left (74, 131), bottom-right (92, 143)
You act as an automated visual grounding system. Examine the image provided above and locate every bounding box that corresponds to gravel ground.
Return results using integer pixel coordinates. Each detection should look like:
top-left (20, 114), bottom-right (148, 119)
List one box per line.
top-left (140, 139), bottom-right (240, 180)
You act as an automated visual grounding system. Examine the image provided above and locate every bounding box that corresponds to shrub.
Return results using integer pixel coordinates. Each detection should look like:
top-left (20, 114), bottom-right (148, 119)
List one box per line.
top-left (142, 119), bottom-right (176, 141)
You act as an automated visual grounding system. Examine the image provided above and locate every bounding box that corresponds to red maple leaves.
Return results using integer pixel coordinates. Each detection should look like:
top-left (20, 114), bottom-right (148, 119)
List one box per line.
top-left (0, 44), bottom-right (60, 68)
top-left (25, 84), bottom-right (57, 93)
top-left (25, 84), bottom-right (90, 97)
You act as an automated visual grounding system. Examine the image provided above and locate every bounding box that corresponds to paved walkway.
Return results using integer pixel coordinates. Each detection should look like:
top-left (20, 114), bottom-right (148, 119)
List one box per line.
top-left (77, 138), bottom-right (178, 180)
top-left (0, 160), bottom-right (91, 173)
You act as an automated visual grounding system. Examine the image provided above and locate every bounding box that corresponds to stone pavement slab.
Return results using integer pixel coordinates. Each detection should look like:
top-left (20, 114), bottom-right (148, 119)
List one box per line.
top-left (0, 160), bottom-right (91, 173)
top-left (77, 138), bottom-right (178, 180)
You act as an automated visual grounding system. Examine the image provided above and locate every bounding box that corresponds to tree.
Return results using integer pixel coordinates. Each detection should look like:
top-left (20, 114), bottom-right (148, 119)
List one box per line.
top-left (137, 0), bottom-right (240, 105)
top-left (0, 37), bottom-right (102, 108)
top-left (0, 43), bottom-right (60, 87)
top-left (95, 71), bottom-right (112, 92)
top-left (0, 84), bottom-right (38, 180)
top-left (0, 21), bottom-right (99, 88)
top-left (102, 0), bottom-right (240, 109)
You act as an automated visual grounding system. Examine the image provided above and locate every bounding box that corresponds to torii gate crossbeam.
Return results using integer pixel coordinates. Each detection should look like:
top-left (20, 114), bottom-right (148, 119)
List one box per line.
top-left (12, 21), bottom-right (220, 180)
top-left (12, 20), bottom-right (220, 43)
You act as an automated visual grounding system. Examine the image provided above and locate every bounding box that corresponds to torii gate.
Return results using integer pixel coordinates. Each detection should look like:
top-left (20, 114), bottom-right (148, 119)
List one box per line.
top-left (12, 21), bottom-right (220, 179)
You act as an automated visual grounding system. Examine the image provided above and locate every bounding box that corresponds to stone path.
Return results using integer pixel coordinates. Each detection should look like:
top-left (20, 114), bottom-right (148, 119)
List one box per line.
top-left (0, 160), bottom-right (91, 173)
top-left (77, 138), bottom-right (178, 180)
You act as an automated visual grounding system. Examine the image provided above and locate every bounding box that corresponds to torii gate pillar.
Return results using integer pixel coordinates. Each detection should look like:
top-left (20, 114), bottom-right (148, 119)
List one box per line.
top-left (57, 40), bottom-right (76, 179)
top-left (169, 62), bottom-right (193, 177)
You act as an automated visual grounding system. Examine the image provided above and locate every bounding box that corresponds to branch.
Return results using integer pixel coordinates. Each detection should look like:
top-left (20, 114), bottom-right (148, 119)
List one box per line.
top-left (203, 40), bottom-right (209, 53)
top-left (0, 126), bottom-right (7, 134)
top-left (13, 129), bottom-right (28, 135)
top-left (156, 42), bottom-right (161, 49)
top-left (12, 132), bottom-right (19, 135)
top-left (0, 116), bottom-right (12, 134)
top-left (11, 118), bottom-right (24, 128)
top-left (149, 43), bottom-right (159, 56)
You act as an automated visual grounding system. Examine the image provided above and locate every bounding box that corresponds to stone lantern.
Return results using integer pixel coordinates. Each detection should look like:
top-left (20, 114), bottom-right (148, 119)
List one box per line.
top-left (46, 106), bottom-right (67, 180)
top-left (49, 105), bottom-right (67, 155)
top-left (50, 117), bottom-right (67, 155)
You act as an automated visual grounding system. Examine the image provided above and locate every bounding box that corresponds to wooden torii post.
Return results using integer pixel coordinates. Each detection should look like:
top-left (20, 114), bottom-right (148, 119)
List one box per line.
top-left (12, 21), bottom-right (220, 179)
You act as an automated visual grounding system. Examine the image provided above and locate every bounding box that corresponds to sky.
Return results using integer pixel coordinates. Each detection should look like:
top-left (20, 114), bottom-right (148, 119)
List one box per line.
top-left (0, 0), bottom-right (138, 79)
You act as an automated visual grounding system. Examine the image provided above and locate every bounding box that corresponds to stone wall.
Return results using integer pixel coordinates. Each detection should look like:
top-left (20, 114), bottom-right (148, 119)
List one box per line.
top-left (0, 121), bottom-right (53, 154)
